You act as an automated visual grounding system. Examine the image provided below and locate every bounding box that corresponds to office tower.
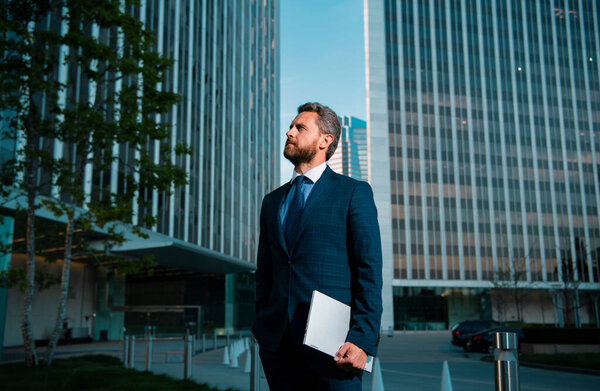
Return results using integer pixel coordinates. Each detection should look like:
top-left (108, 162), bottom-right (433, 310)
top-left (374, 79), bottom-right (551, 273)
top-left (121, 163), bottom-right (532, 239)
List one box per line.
top-left (365, 0), bottom-right (600, 329)
top-left (0, 0), bottom-right (279, 350)
top-left (329, 116), bottom-right (368, 180)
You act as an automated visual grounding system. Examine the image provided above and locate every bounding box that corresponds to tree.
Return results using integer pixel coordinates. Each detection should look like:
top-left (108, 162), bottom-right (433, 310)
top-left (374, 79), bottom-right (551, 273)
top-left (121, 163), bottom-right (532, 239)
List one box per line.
top-left (491, 250), bottom-right (531, 323)
top-left (551, 237), bottom-right (589, 328)
top-left (1, 0), bottom-right (188, 366)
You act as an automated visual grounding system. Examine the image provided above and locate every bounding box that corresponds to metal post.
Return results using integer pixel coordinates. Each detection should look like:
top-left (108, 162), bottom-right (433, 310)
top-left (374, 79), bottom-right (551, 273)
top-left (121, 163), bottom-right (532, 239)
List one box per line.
top-left (551, 293), bottom-right (559, 328)
top-left (575, 290), bottom-right (582, 328)
top-left (557, 294), bottom-right (565, 328)
top-left (250, 338), bottom-right (260, 391)
top-left (226, 330), bottom-right (231, 346)
top-left (196, 307), bottom-right (202, 340)
top-left (128, 336), bottom-right (135, 369)
top-left (202, 333), bottom-right (206, 353)
top-left (145, 335), bottom-right (153, 371)
top-left (122, 335), bottom-right (129, 367)
top-left (184, 335), bottom-right (193, 379)
top-left (494, 332), bottom-right (519, 391)
top-left (595, 296), bottom-right (600, 328)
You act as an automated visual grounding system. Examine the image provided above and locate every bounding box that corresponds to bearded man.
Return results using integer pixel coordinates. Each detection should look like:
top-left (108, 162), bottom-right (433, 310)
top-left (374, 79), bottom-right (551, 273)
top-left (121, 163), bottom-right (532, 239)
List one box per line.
top-left (252, 102), bottom-right (383, 391)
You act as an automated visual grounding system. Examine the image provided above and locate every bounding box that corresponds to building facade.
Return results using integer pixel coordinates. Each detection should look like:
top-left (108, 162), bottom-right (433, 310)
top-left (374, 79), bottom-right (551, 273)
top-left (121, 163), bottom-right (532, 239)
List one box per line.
top-left (1, 0), bottom-right (279, 352)
top-left (329, 116), bottom-right (368, 180)
top-left (366, 0), bottom-right (600, 329)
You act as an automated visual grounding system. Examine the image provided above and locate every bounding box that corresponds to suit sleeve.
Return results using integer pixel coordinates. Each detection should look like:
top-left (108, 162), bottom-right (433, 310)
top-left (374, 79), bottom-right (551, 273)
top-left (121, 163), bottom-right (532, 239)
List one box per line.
top-left (254, 195), bottom-right (272, 314)
top-left (345, 181), bottom-right (383, 357)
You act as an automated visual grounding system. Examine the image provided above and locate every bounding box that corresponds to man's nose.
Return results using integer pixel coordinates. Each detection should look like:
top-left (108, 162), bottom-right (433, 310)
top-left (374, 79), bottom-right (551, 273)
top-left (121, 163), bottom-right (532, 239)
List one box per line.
top-left (286, 127), bottom-right (297, 138)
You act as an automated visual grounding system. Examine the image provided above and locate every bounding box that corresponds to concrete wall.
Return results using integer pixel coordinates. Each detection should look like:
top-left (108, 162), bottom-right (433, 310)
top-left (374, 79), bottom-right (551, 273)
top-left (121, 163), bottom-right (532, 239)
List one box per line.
top-left (93, 270), bottom-right (125, 341)
top-left (3, 254), bottom-right (96, 347)
top-left (0, 215), bottom-right (14, 358)
top-left (491, 289), bottom-right (599, 325)
top-left (365, 0), bottom-right (395, 332)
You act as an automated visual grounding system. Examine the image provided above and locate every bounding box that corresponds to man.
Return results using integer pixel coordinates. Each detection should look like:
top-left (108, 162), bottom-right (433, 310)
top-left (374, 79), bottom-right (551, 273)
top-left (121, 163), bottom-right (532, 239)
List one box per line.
top-left (252, 102), bottom-right (383, 390)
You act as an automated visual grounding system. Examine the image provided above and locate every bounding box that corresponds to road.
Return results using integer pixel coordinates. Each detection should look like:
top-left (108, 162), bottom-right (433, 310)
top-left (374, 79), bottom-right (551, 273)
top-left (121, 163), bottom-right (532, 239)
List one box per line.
top-left (362, 331), bottom-right (598, 391)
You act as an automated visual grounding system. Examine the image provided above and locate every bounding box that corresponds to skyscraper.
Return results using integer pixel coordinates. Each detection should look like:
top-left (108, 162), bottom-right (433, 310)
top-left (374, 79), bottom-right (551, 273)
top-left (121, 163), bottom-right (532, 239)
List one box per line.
top-left (366, 0), bottom-right (600, 329)
top-left (329, 116), bottom-right (368, 180)
top-left (1, 0), bottom-right (279, 350)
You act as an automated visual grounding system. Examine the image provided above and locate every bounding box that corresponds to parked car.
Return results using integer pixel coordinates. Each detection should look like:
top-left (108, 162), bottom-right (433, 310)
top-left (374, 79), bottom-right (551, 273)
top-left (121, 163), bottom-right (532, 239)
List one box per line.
top-left (464, 326), bottom-right (524, 353)
top-left (451, 320), bottom-right (505, 348)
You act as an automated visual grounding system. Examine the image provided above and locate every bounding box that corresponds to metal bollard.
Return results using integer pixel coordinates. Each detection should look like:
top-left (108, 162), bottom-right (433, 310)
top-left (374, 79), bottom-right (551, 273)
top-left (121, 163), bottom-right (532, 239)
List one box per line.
top-left (250, 338), bottom-right (261, 391)
top-left (128, 336), bottom-right (136, 369)
top-left (122, 335), bottom-right (130, 367)
top-left (226, 330), bottom-right (231, 346)
top-left (494, 332), bottom-right (519, 391)
top-left (145, 335), bottom-right (153, 371)
top-left (202, 333), bottom-right (206, 353)
top-left (387, 325), bottom-right (393, 337)
top-left (184, 335), bottom-right (193, 379)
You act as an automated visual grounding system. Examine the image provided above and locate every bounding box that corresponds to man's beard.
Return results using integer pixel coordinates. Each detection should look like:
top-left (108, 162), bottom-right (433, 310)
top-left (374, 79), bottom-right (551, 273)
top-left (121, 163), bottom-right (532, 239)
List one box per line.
top-left (283, 139), bottom-right (318, 166)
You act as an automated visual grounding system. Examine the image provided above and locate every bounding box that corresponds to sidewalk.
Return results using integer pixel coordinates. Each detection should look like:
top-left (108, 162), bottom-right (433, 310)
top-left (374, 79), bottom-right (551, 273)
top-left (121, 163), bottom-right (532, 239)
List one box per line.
top-left (137, 343), bottom-right (269, 391)
top-left (2, 337), bottom-right (372, 390)
top-left (135, 339), bottom-right (375, 391)
top-left (2, 337), bottom-right (269, 391)
top-left (5, 331), bottom-right (598, 390)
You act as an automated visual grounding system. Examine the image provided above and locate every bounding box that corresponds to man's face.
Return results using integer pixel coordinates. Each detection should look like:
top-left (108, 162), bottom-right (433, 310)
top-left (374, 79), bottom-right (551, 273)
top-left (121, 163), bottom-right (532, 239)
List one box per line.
top-left (284, 111), bottom-right (324, 166)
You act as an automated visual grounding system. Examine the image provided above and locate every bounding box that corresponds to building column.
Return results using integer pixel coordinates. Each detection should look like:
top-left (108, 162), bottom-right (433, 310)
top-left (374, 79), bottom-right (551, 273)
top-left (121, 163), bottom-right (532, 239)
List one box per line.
top-left (225, 274), bottom-right (235, 332)
top-left (93, 270), bottom-right (125, 341)
top-left (0, 215), bottom-right (14, 360)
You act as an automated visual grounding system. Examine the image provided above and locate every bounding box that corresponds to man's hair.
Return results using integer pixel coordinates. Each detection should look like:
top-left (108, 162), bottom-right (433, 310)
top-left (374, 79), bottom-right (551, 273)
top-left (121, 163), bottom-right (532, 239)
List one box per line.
top-left (297, 102), bottom-right (341, 161)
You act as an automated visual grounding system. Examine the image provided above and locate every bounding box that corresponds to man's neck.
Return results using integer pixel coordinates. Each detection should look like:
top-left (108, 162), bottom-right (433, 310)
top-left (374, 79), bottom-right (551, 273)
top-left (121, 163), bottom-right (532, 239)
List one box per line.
top-left (294, 158), bottom-right (326, 175)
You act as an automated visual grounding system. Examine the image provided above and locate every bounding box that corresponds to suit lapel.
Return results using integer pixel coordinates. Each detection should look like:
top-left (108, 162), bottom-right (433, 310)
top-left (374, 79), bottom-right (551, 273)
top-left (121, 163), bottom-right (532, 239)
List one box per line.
top-left (288, 166), bottom-right (335, 253)
top-left (273, 183), bottom-right (291, 255)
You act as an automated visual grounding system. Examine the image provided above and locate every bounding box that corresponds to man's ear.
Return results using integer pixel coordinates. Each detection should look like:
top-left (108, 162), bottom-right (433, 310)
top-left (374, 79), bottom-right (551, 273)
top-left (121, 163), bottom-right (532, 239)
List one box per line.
top-left (320, 133), bottom-right (333, 150)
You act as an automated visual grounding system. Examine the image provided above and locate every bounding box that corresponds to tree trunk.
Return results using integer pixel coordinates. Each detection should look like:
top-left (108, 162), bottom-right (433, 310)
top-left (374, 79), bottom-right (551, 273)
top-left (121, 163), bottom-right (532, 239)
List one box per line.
top-left (21, 168), bottom-right (38, 367)
top-left (45, 216), bottom-right (75, 365)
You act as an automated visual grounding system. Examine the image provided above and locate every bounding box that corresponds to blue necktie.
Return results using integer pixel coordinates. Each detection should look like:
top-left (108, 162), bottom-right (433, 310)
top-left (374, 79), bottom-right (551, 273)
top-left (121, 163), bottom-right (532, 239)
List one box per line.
top-left (284, 176), bottom-right (309, 249)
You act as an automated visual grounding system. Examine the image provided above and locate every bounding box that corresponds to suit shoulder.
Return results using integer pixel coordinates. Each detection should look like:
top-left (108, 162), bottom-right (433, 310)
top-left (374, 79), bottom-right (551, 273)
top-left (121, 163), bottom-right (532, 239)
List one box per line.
top-left (262, 183), bottom-right (288, 203)
top-left (328, 169), bottom-right (371, 190)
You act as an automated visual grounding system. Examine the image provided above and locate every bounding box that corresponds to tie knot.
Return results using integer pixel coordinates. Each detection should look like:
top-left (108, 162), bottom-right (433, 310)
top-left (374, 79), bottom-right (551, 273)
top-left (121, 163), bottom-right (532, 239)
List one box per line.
top-left (294, 176), bottom-right (307, 187)
top-left (295, 176), bottom-right (312, 185)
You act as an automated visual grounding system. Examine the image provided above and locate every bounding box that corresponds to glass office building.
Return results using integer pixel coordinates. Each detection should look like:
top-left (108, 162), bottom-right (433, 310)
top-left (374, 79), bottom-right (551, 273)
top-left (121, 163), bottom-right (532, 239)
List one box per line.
top-left (1, 0), bottom-right (279, 350)
top-left (329, 116), bottom-right (368, 180)
top-left (366, 0), bottom-right (600, 329)
top-left (138, 0), bottom-right (280, 263)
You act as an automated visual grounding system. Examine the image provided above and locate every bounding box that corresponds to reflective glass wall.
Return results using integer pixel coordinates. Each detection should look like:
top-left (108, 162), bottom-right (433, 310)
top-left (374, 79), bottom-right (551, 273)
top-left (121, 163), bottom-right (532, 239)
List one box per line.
top-left (377, 0), bottom-right (600, 285)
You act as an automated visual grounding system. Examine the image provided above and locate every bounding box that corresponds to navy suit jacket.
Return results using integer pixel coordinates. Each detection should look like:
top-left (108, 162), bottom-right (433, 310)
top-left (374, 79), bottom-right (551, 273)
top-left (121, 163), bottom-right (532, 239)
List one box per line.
top-left (252, 166), bottom-right (383, 357)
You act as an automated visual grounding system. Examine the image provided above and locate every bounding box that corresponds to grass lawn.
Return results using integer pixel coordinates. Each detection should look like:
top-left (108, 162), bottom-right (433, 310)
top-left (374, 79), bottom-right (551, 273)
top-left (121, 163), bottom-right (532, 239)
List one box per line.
top-left (0, 355), bottom-right (236, 391)
top-left (518, 353), bottom-right (600, 371)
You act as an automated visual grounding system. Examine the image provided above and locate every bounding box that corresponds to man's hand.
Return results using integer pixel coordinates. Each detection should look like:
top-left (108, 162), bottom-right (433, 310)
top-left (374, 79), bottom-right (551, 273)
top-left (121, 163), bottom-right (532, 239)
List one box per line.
top-left (334, 342), bottom-right (367, 372)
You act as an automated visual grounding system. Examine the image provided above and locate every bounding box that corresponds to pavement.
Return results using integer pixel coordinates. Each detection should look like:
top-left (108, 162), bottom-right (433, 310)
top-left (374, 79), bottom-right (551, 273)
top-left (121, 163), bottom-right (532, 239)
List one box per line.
top-left (2, 331), bottom-right (599, 390)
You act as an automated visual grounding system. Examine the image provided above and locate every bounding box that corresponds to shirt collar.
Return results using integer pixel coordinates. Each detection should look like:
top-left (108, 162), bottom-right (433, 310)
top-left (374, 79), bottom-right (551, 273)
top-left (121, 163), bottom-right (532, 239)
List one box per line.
top-left (289, 161), bottom-right (327, 184)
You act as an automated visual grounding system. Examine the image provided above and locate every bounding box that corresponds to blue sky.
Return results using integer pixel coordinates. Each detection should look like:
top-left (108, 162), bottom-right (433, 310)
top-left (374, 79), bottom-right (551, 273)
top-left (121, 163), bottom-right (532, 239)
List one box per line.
top-left (279, 0), bottom-right (366, 184)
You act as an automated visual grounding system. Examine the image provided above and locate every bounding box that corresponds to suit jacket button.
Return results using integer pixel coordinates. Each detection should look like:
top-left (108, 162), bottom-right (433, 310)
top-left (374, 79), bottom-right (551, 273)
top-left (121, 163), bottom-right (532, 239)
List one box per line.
top-left (287, 261), bottom-right (291, 265)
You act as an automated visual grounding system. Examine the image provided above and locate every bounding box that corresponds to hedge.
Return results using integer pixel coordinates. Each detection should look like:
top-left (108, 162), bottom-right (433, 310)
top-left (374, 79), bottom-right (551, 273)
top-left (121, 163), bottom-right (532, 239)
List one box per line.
top-left (523, 327), bottom-right (600, 344)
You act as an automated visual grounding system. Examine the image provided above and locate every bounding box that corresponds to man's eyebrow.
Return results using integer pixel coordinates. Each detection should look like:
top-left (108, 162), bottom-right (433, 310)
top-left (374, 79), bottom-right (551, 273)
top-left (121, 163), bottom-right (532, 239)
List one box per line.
top-left (289, 121), bottom-right (306, 129)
